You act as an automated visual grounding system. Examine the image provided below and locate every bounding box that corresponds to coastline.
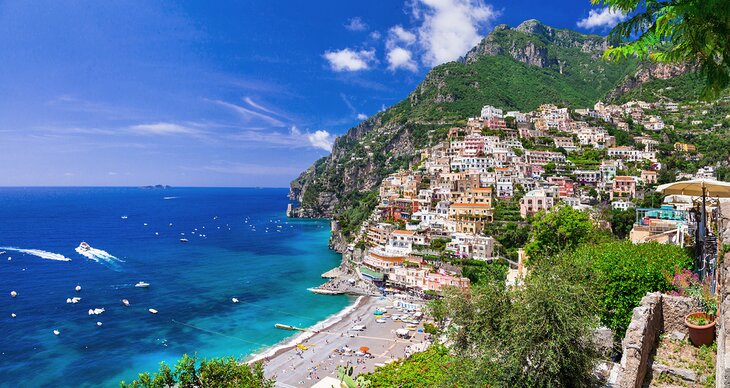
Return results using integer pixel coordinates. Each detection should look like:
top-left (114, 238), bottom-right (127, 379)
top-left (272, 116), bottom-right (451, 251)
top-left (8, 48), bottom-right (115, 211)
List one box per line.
top-left (248, 295), bottom-right (365, 364)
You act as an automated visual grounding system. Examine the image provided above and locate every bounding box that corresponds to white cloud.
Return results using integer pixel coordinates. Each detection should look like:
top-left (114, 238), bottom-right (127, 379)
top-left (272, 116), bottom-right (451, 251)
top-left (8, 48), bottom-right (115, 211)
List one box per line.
top-left (345, 17), bottom-right (368, 31)
top-left (357, 113), bottom-right (368, 120)
top-left (212, 99), bottom-right (286, 127)
top-left (387, 47), bottom-right (418, 72)
top-left (577, 7), bottom-right (626, 30)
top-left (323, 48), bottom-right (376, 72)
top-left (128, 122), bottom-right (202, 135)
top-left (369, 31), bottom-right (382, 40)
top-left (307, 130), bottom-right (335, 151)
top-left (291, 126), bottom-right (335, 151)
top-left (411, 0), bottom-right (499, 66)
top-left (388, 25), bottom-right (417, 47)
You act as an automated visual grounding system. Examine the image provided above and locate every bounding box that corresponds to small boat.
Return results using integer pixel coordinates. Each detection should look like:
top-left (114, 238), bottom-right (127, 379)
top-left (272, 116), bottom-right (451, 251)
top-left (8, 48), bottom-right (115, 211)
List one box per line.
top-left (10, 313), bottom-right (16, 318)
top-left (53, 330), bottom-right (60, 336)
top-left (78, 242), bottom-right (91, 251)
top-left (121, 215), bottom-right (128, 220)
top-left (71, 297), bottom-right (81, 304)
top-left (96, 322), bottom-right (103, 326)
top-left (135, 281), bottom-right (150, 288)
top-left (66, 298), bottom-right (72, 304)
top-left (10, 290), bottom-right (17, 298)
top-left (121, 299), bottom-right (130, 306)
top-left (143, 223), bottom-right (148, 226)
top-left (75, 285), bottom-right (81, 292)
top-left (88, 308), bottom-right (105, 315)
top-left (296, 344), bottom-right (308, 351)
top-left (180, 238), bottom-right (189, 243)
top-left (0, 251), bottom-right (5, 255)
top-left (231, 298), bottom-right (239, 303)
top-left (148, 308), bottom-right (158, 314)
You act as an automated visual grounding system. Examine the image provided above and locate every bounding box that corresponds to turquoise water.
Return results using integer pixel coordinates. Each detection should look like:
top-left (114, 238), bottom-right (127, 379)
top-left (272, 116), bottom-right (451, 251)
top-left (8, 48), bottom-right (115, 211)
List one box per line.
top-left (0, 187), bottom-right (351, 387)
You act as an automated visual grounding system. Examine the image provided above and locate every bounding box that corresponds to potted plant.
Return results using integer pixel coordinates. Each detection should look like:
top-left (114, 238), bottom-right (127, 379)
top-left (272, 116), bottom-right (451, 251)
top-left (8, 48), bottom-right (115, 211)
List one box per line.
top-left (670, 268), bottom-right (717, 346)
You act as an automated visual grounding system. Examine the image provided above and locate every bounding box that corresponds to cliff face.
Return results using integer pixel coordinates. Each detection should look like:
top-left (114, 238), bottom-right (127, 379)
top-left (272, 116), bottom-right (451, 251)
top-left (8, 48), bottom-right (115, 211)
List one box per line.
top-left (605, 62), bottom-right (693, 101)
top-left (461, 19), bottom-right (609, 67)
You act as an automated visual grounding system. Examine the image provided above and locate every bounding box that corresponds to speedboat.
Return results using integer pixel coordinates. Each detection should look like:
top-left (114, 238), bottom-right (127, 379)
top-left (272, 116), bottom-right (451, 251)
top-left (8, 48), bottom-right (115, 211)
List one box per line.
top-left (135, 281), bottom-right (150, 288)
top-left (78, 242), bottom-right (91, 251)
top-left (96, 322), bottom-right (103, 326)
top-left (180, 238), bottom-right (189, 243)
top-left (10, 290), bottom-right (17, 298)
top-left (53, 330), bottom-right (60, 336)
top-left (121, 299), bottom-right (130, 306)
top-left (75, 285), bottom-right (81, 292)
top-left (148, 308), bottom-right (158, 314)
top-left (232, 298), bottom-right (239, 303)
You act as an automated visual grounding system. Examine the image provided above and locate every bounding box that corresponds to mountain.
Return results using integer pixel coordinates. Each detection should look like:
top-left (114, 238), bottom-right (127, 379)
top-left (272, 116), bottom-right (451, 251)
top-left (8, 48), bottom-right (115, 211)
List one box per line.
top-left (288, 20), bottom-right (690, 237)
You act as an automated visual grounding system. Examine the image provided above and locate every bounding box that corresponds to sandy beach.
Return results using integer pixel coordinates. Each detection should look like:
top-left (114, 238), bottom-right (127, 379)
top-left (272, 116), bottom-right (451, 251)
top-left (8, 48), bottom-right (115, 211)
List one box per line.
top-left (257, 296), bottom-right (429, 388)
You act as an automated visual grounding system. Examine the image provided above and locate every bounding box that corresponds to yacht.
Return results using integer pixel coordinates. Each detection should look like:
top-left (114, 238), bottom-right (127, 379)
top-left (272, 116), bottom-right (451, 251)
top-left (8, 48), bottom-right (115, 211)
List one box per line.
top-left (78, 242), bottom-right (91, 251)
top-left (135, 281), bottom-right (150, 288)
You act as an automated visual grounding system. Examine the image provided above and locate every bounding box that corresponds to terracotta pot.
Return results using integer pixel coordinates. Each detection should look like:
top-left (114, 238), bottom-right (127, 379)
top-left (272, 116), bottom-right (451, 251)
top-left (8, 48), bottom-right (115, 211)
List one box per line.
top-left (685, 312), bottom-right (716, 347)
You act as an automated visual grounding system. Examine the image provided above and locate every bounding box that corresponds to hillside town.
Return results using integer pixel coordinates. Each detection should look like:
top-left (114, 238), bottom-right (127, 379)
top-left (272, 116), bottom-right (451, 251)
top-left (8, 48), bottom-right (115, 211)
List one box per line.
top-left (332, 98), bottom-right (730, 297)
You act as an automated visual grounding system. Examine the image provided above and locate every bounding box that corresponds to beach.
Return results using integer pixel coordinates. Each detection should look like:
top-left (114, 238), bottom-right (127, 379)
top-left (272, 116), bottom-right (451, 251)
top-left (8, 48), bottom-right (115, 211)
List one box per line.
top-left (257, 296), bottom-right (430, 387)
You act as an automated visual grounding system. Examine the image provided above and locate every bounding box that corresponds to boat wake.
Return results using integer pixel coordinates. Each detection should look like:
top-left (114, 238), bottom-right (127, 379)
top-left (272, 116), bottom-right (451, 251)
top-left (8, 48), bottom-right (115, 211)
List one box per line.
top-left (0, 247), bottom-right (72, 262)
top-left (75, 246), bottom-right (124, 264)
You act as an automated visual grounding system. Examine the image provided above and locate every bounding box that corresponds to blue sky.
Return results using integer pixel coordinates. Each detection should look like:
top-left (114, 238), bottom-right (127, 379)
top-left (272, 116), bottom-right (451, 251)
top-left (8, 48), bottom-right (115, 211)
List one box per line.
top-left (0, 0), bottom-right (627, 187)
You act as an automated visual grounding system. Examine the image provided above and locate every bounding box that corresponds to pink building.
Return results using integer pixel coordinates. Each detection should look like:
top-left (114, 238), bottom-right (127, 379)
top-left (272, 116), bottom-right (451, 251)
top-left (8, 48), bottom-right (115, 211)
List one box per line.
top-left (424, 270), bottom-right (470, 292)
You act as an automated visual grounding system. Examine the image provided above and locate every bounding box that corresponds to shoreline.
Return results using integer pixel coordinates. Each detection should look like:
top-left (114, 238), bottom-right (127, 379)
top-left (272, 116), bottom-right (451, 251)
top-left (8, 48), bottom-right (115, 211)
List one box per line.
top-left (248, 295), bottom-right (365, 364)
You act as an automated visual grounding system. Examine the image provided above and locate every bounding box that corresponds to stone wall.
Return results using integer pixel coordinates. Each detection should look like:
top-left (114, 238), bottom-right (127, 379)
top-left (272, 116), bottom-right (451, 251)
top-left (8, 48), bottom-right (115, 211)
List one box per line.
top-left (617, 293), bottom-right (663, 388)
top-left (616, 292), bottom-right (703, 388)
top-left (717, 252), bottom-right (730, 387)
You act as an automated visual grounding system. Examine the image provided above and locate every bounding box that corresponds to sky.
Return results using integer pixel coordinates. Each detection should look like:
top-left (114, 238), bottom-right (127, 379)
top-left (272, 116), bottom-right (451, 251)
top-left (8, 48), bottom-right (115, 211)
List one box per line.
top-left (0, 0), bottom-right (628, 187)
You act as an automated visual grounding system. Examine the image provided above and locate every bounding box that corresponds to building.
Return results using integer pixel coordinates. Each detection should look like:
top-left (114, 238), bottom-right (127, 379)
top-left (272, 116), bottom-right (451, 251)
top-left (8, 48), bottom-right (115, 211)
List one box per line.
top-left (641, 170), bottom-right (658, 185)
top-left (611, 176), bottom-right (638, 200)
top-left (480, 105), bottom-right (503, 120)
top-left (519, 189), bottom-right (555, 218)
top-left (366, 223), bottom-right (395, 246)
top-left (612, 200), bottom-right (636, 211)
top-left (674, 142), bottom-right (697, 153)
top-left (424, 270), bottom-right (471, 292)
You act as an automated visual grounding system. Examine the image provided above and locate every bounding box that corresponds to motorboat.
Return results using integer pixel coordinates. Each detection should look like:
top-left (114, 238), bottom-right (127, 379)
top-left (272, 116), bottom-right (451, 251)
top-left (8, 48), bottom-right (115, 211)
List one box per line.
top-left (121, 215), bottom-right (128, 220)
top-left (10, 313), bottom-right (16, 318)
top-left (180, 238), bottom-right (189, 243)
top-left (231, 298), bottom-right (239, 303)
top-left (0, 251), bottom-right (5, 255)
top-left (148, 308), bottom-right (158, 314)
top-left (135, 281), bottom-right (150, 288)
top-left (96, 322), bottom-right (103, 326)
top-left (10, 290), bottom-right (17, 298)
top-left (121, 299), bottom-right (130, 306)
top-left (53, 330), bottom-right (60, 336)
top-left (78, 242), bottom-right (91, 251)
top-left (75, 285), bottom-right (81, 292)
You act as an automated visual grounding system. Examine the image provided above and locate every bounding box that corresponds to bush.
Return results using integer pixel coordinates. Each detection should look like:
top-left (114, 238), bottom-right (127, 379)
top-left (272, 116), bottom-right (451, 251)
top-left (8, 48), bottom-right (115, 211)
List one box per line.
top-left (525, 205), bottom-right (594, 266)
top-left (362, 345), bottom-right (454, 387)
top-left (570, 241), bottom-right (693, 335)
top-left (120, 354), bottom-right (274, 388)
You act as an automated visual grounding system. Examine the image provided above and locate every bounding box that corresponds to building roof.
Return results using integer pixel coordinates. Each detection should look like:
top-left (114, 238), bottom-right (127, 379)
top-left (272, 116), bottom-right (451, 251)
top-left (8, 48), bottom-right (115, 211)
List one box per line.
top-left (392, 230), bottom-right (416, 235)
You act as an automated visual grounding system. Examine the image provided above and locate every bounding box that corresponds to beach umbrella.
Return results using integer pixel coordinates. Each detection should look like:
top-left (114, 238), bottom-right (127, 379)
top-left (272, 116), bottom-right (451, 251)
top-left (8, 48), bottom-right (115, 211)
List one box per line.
top-left (656, 178), bottom-right (730, 198)
top-left (359, 346), bottom-right (369, 353)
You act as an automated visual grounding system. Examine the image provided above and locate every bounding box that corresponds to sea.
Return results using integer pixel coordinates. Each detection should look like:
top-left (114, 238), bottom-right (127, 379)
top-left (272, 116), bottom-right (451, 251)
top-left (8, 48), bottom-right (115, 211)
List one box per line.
top-left (0, 187), bottom-right (351, 387)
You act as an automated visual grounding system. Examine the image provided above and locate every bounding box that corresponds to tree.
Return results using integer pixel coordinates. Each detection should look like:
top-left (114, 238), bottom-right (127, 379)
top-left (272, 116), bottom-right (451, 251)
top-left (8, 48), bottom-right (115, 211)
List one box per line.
top-left (120, 355), bottom-right (274, 388)
top-left (610, 208), bottom-right (636, 239)
top-left (524, 205), bottom-right (594, 266)
top-left (594, 0), bottom-right (730, 99)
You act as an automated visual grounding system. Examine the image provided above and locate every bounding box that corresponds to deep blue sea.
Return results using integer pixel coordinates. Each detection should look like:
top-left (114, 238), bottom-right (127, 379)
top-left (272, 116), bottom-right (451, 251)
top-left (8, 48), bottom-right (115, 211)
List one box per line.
top-left (0, 187), bottom-right (350, 387)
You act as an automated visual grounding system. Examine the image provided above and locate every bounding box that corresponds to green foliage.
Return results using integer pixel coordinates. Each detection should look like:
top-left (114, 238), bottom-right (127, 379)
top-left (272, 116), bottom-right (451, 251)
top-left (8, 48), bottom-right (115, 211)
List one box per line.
top-left (461, 261), bottom-right (508, 286)
top-left (524, 205), bottom-right (594, 265)
top-left (428, 238), bottom-right (450, 252)
top-left (484, 221), bottom-right (531, 261)
top-left (423, 322), bottom-right (439, 335)
top-left (569, 241), bottom-right (693, 335)
top-left (436, 264), bottom-right (599, 387)
top-left (337, 191), bottom-right (379, 239)
top-left (609, 208), bottom-right (636, 239)
top-left (362, 345), bottom-right (454, 387)
top-left (595, 0), bottom-right (730, 99)
top-left (120, 354), bottom-right (274, 388)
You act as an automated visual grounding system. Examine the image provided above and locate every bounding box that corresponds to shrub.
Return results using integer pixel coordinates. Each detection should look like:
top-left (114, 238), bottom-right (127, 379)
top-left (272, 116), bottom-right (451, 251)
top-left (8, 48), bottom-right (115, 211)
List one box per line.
top-left (120, 354), bottom-right (274, 388)
top-left (570, 241), bottom-right (693, 335)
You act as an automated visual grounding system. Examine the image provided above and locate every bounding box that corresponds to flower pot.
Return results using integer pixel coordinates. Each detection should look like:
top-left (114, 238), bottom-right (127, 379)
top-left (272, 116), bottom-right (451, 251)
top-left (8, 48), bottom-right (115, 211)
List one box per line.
top-left (685, 312), bottom-right (716, 347)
